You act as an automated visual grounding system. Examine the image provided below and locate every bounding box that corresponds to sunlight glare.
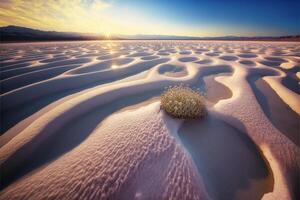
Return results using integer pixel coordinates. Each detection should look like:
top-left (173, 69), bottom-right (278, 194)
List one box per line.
top-left (105, 32), bottom-right (111, 39)
top-left (111, 64), bottom-right (118, 69)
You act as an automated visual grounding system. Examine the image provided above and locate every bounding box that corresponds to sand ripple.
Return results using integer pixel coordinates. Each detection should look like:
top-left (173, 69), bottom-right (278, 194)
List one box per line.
top-left (0, 41), bottom-right (299, 199)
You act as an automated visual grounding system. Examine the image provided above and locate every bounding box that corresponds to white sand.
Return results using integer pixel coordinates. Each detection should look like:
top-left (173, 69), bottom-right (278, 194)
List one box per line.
top-left (0, 41), bottom-right (299, 199)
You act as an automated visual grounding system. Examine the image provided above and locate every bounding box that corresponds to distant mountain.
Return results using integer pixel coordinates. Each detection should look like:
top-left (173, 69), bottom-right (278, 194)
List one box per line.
top-left (116, 34), bottom-right (201, 40)
top-left (1, 26), bottom-right (299, 42)
top-left (122, 34), bottom-right (300, 41)
top-left (0, 26), bottom-right (110, 42)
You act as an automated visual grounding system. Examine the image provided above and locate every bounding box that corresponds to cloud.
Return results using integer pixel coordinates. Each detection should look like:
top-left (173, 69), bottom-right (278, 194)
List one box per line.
top-left (0, 0), bottom-right (197, 36)
top-left (0, 0), bottom-right (112, 33)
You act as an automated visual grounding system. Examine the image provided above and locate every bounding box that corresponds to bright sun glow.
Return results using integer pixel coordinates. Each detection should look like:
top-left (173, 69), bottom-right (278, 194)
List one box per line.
top-left (111, 64), bottom-right (118, 69)
top-left (105, 33), bottom-right (111, 39)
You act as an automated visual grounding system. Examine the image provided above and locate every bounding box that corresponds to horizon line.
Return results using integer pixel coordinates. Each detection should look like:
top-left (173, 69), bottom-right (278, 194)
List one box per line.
top-left (1, 25), bottom-right (300, 39)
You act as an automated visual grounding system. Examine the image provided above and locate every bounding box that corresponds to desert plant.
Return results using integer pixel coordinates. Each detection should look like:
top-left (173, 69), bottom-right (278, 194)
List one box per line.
top-left (161, 85), bottom-right (205, 119)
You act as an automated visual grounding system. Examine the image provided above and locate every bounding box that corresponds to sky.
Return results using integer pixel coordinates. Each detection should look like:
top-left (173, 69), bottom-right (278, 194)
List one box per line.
top-left (0, 0), bottom-right (299, 37)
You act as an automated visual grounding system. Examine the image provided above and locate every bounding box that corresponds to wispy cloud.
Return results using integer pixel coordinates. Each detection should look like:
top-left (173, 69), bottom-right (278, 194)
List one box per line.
top-left (0, 0), bottom-right (112, 33)
top-left (0, 0), bottom-right (197, 36)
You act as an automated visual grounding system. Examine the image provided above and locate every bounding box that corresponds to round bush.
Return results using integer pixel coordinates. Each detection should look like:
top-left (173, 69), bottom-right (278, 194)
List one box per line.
top-left (161, 85), bottom-right (205, 119)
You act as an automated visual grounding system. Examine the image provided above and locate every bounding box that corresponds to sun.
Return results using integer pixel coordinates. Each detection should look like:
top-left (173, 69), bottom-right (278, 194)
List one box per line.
top-left (105, 32), bottom-right (111, 39)
top-left (111, 64), bottom-right (118, 69)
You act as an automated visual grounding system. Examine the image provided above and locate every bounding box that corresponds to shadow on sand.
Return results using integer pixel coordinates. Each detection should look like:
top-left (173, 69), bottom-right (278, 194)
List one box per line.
top-left (0, 89), bottom-right (163, 190)
top-left (178, 113), bottom-right (274, 200)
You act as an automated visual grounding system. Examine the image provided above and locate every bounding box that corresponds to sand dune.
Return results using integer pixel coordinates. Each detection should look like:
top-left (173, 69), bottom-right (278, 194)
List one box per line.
top-left (0, 41), bottom-right (299, 200)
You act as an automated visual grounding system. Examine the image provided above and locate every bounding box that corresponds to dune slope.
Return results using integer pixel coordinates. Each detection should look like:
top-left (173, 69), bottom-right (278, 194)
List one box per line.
top-left (0, 41), bottom-right (299, 200)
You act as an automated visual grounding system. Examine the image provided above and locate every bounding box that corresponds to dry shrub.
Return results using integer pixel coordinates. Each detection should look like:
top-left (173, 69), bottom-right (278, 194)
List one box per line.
top-left (161, 85), bottom-right (205, 119)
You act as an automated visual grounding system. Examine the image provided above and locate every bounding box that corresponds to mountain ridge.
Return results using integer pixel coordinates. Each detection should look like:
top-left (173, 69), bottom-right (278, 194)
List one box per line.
top-left (1, 26), bottom-right (299, 42)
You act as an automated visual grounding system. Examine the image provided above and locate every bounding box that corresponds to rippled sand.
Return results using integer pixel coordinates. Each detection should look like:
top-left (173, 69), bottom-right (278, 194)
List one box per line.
top-left (0, 41), bottom-right (299, 200)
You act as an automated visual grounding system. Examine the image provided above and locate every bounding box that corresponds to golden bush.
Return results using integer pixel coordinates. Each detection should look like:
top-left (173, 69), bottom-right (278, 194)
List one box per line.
top-left (161, 85), bottom-right (205, 119)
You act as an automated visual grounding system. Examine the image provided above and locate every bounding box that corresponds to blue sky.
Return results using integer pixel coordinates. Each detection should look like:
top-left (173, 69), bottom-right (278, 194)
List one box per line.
top-left (0, 0), bottom-right (299, 36)
top-left (113, 0), bottom-right (300, 36)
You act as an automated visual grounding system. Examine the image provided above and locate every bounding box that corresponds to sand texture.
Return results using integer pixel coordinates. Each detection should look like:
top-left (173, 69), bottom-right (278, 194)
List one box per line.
top-left (0, 41), bottom-right (299, 200)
